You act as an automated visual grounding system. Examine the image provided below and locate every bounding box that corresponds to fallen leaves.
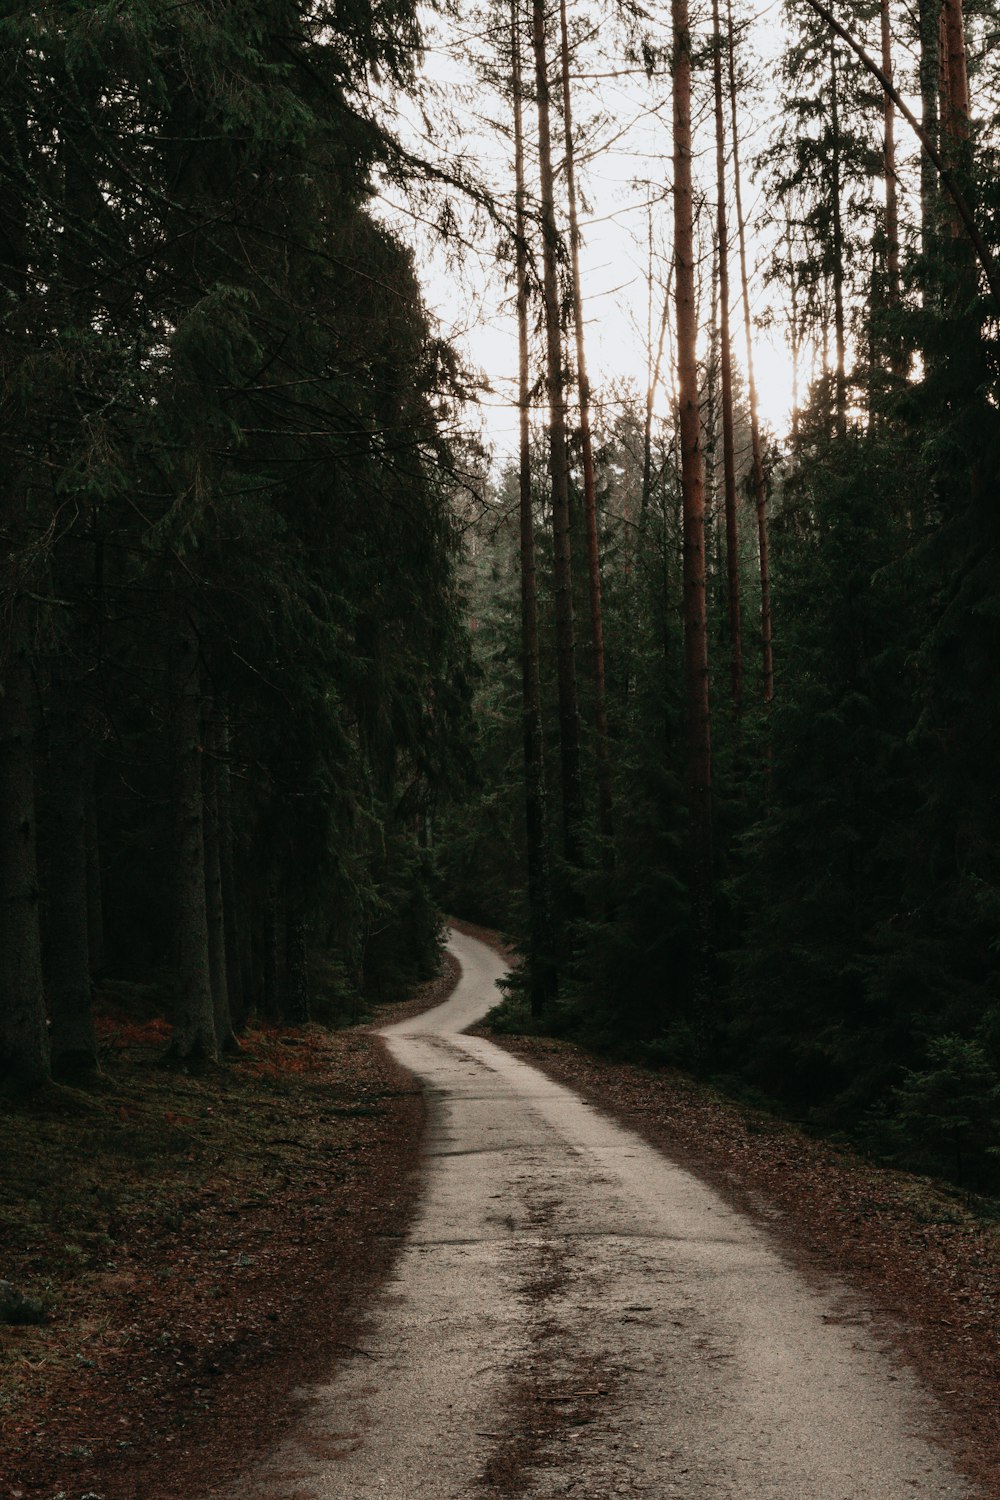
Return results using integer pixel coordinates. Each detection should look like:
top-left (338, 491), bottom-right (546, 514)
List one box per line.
top-left (0, 957), bottom-right (459, 1500)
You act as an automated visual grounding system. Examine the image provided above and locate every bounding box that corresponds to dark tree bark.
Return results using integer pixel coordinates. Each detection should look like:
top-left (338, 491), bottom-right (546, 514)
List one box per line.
top-left (672, 0), bottom-right (713, 932)
top-left (204, 707), bottom-right (237, 1053)
top-left (0, 49), bottom-right (48, 1089)
top-left (86, 787), bottom-right (104, 976)
top-left (283, 902), bottom-right (309, 1026)
top-left (512, 0), bottom-right (556, 1014)
top-left (238, 884), bottom-right (256, 1019)
top-left (531, 0), bottom-right (584, 873)
top-left (45, 697), bottom-right (98, 1080)
top-left (0, 626), bottom-right (50, 1088)
top-left (214, 710), bottom-right (245, 1030)
top-left (256, 882), bottom-right (280, 1021)
top-left (167, 622), bottom-right (218, 1065)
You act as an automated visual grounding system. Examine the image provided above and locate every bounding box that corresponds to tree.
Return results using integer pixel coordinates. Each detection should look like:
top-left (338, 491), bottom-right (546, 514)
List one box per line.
top-left (671, 0), bottom-right (713, 935)
top-left (512, 0), bottom-right (556, 1011)
top-left (557, 0), bottom-right (614, 853)
top-left (531, 0), bottom-right (585, 885)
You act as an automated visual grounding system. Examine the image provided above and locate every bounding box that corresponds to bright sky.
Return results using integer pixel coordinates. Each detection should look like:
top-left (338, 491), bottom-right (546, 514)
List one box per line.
top-left (374, 1), bottom-right (917, 456)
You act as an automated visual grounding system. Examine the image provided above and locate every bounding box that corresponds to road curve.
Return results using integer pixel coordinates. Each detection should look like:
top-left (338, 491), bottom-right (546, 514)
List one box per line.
top-left (240, 927), bottom-right (975, 1499)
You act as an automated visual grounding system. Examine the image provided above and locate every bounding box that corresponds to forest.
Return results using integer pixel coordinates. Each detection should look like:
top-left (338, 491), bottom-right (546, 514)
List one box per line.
top-left (1, 0), bottom-right (998, 1202)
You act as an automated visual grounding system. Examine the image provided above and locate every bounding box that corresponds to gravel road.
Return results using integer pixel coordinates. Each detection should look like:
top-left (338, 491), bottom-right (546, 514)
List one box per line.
top-left (242, 927), bottom-right (977, 1499)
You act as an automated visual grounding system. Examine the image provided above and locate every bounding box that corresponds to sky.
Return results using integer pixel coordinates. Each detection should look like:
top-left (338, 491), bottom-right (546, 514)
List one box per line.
top-left (373, 0), bottom-right (923, 459)
top-left (369, 0), bottom-right (802, 456)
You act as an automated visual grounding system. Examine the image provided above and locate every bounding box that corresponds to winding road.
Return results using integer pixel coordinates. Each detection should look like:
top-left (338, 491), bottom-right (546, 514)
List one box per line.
top-left (242, 927), bottom-right (975, 1498)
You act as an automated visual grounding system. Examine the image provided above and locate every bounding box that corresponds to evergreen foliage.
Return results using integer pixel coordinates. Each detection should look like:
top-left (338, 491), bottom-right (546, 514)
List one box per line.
top-left (436, 0), bottom-right (1000, 1195)
top-left (0, 0), bottom-right (472, 1081)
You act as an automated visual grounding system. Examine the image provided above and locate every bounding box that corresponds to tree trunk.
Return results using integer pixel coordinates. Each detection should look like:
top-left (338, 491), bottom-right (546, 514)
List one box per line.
top-left (168, 622), bottom-right (218, 1065)
top-left (283, 901), bottom-right (309, 1026)
top-left (45, 699), bottom-right (98, 1080)
top-left (787, 216), bottom-right (801, 453)
top-left (880, 0), bottom-right (901, 316)
top-left (939, 0), bottom-right (969, 150)
top-left (0, 627), bottom-right (50, 1088)
top-left (829, 40), bottom-right (848, 436)
top-left (238, 884), bottom-right (256, 1019)
top-left (531, 0), bottom-right (584, 873)
top-left (642, 270), bottom-right (671, 533)
top-left (672, 0), bottom-right (713, 933)
top-left (727, 0), bottom-right (773, 702)
top-left (512, 0), bottom-right (556, 1014)
top-left (558, 0), bottom-right (614, 852)
top-left (86, 787), bottom-right (104, 975)
top-left (918, 0), bottom-right (942, 257)
top-left (203, 707), bottom-right (237, 1053)
top-left (256, 882), bottom-right (280, 1021)
top-left (215, 710), bottom-right (245, 1031)
top-left (938, 0), bottom-right (974, 278)
top-left (711, 0), bottom-right (743, 709)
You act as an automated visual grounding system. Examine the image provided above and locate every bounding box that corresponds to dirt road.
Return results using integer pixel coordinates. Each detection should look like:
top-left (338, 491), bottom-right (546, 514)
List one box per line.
top-left (239, 928), bottom-right (977, 1498)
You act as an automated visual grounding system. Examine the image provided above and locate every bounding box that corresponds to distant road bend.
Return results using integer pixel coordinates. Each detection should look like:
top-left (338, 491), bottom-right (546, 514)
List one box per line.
top-left (239, 927), bottom-right (976, 1499)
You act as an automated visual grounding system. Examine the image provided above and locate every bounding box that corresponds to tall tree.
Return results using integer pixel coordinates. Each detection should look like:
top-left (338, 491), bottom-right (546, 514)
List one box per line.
top-left (557, 0), bottom-right (614, 852)
top-left (710, 0), bottom-right (743, 708)
top-left (672, 0), bottom-right (713, 930)
top-left (531, 0), bottom-right (584, 874)
top-left (512, 0), bottom-right (555, 1011)
top-left (726, 0), bottom-right (773, 701)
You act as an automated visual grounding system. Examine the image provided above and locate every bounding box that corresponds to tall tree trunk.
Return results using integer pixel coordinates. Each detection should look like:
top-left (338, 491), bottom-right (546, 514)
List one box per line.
top-left (939, 0), bottom-right (969, 138)
top-left (283, 901), bottom-right (309, 1026)
top-left (787, 215), bottom-right (801, 453)
top-left (711, 0), bottom-right (743, 709)
top-left (641, 264), bottom-right (671, 537)
top-left (672, 0), bottom-right (713, 934)
top-left (214, 710), bottom-right (245, 1030)
top-left (727, 0), bottom-right (773, 702)
top-left (829, 40), bottom-right (848, 436)
top-left (531, 0), bottom-right (584, 876)
top-left (86, 783), bottom-right (104, 975)
top-left (557, 0), bottom-right (614, 852)
top-left (918, 0), bottom-right (942, 258)
top-left (0, 624), bottom-right (50, 1088)
top-left (0, 54), bottom-right (48, 1089)
top-left (204, 706), bottom-right (237, 1053)
top-left (256, 881), bottom-right (280, 1020)
top-left (512, 0), bottom-right (555, 1014)
top-left (880, 0), bottom-right (901, 315)
top-left (45, 697), bottom-right (98, 1080)
top-left (168, 621), bottom-right (218, 1065)
top-left (938, 0), bottom-right (973, 279)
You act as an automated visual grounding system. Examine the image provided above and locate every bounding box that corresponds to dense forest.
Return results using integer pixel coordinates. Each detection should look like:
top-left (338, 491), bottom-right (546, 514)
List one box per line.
top-left (0, 1), bottom-right (473, 1086)
top-left (1, 0), bottom-right (998, 1193)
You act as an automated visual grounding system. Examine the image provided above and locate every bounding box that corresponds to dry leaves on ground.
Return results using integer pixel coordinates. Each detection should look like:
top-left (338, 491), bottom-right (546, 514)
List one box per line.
top-left (0, 955), bottom-right (458, 1500)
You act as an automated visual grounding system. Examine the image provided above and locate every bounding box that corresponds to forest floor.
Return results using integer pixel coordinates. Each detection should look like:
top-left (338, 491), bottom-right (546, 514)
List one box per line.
top-left (457, 919), bottom-right (1000, 1498)
top-left (0, 954), bottom-right (458, 1500)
